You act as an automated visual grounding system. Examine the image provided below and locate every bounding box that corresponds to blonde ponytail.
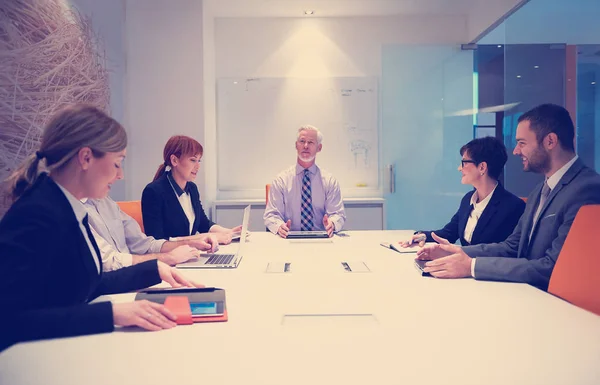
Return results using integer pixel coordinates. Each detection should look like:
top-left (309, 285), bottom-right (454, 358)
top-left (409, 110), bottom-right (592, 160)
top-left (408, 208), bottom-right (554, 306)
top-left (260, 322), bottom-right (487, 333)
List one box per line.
top-left (5, 153), bottom-right (44, 201)
top-left (4, 104), bottom-right (127, 202)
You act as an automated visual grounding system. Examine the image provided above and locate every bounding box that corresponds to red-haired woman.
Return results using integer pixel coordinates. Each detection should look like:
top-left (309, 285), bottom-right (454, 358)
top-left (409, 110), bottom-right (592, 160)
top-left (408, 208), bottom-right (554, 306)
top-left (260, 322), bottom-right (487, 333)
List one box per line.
top-left (142, 135), bottom-right (241, 243)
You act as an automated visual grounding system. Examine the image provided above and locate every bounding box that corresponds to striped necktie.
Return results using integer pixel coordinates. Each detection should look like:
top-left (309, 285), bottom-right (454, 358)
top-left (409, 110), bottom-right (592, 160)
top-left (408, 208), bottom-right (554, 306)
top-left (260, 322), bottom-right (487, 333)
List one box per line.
top-left (300, 169), bottom-right (314, 231)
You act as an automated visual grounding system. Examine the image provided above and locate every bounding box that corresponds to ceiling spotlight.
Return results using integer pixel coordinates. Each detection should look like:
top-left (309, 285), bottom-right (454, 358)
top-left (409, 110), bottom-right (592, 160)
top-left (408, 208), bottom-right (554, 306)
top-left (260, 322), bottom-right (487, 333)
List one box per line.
top-left (534, 65), bottom-right (539, 69)
top-left (592, 82), bottom-right (597, 85)
top-left (517, 75), bottom-right (522, 78)
top-left (304, 10), bottom-right (315, 15)
top-left (497, 45), bottom-right (502, 48)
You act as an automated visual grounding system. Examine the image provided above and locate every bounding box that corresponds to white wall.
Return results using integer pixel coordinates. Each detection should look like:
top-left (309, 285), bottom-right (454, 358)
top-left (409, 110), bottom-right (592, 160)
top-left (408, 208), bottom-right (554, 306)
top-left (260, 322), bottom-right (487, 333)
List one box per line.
top-left (123, 4), bottom-right (472, 210)
top-left (215, 16), bottom-right (468, 79)
top-left (206, 15), bottom-right (468, 203)
top-left (125, 0), bottom-right (205, 202)
top-left (67, 1), bottom-right (519, 207)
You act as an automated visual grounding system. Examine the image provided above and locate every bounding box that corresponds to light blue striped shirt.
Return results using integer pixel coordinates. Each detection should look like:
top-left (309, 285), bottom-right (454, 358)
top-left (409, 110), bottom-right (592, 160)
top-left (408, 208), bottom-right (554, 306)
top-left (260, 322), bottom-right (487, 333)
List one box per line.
top-left (264, 163), bottom-right (346, 233)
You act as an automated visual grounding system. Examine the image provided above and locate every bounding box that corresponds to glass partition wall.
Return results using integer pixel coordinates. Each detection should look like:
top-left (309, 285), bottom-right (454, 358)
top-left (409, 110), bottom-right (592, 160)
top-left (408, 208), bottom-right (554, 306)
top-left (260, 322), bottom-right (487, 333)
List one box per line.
top-left (382, 0), bottom-right (600, 230)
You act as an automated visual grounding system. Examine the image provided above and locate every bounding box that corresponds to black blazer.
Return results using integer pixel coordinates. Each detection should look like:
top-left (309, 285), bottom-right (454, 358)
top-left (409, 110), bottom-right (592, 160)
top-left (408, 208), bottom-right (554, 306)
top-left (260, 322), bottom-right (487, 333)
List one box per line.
top-left (421, 183), bottom-right (525, 246)
top-left (0, 174), bottom-right (161, 351)
top-left (141, 172), bottom-right (215, 239)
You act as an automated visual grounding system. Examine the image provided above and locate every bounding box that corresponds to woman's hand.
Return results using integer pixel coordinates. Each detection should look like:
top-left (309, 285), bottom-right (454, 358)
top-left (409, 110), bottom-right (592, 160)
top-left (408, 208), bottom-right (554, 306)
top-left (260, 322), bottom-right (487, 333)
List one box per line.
top-left (399, 233), bottom-right (426, 248)
top-left (112, 300), bottom-right (177, 331)
top-left (157, 261), bottom-right (204, 288)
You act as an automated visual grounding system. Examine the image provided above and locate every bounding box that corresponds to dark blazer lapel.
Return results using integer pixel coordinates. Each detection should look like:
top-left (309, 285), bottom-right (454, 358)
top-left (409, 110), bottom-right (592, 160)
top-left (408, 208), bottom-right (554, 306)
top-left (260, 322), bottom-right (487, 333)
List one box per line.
top-left (46, 176), bottom-right (101, 287)
top-left (518, 184), bottom-right (542, 258)
top-left (189, 184), bottom-right (202, 234)
top-left (160, 173), bottom-right (190, 233)
top-left (529, 159), bottom-right (584, 242)
top-left (470, 186), bottom-right (502, 244)
top-left (83, 215), bottom-right (103, 278)
top-left (457, 191), bottom-right (474, 242)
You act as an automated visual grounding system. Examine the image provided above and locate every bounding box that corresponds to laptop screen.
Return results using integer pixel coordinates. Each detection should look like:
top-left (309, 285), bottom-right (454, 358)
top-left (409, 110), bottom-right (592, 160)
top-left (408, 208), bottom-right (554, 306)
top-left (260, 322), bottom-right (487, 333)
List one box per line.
top-left (238, 205), bottom-right (251, 254)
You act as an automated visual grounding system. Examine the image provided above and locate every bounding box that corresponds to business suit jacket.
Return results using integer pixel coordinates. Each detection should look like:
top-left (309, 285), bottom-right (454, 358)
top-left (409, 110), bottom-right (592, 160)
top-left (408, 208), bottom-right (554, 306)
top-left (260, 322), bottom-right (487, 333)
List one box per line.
top-left (463, 158), bottom-right (600, 290)
top-left (421, 183), bottom-right (525, 246)
top-left (141, 172), bottom-right (215, 239)
top-left (0, 174), bottom-right (161, 351)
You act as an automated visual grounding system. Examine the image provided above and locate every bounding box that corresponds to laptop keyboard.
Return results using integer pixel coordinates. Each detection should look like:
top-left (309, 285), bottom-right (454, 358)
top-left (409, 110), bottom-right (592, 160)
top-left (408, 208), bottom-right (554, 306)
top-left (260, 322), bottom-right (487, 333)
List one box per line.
top-left (205, 254), bottom-right (235, 265)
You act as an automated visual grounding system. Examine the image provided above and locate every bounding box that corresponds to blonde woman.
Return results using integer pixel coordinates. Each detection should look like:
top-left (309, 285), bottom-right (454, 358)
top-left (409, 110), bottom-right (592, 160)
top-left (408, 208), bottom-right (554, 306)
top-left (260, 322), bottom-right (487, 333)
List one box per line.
top-left (0, 105), bottom-right (200, 351)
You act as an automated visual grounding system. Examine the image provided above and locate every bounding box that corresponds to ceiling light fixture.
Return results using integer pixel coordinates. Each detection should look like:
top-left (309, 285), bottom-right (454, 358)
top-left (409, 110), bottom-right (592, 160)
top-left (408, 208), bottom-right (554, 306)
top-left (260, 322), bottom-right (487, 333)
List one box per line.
top-left (304, 10), bottom-right (315, 15)
top-left (516, 75), bottom-right (522, 78)
top-left (534, 65), bottom-right (539, 69)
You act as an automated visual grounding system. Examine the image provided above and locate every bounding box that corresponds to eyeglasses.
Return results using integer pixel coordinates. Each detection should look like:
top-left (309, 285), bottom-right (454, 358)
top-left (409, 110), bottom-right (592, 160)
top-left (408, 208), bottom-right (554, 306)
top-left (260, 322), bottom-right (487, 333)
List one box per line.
top-left (461, 159), bottom-right (478, 167)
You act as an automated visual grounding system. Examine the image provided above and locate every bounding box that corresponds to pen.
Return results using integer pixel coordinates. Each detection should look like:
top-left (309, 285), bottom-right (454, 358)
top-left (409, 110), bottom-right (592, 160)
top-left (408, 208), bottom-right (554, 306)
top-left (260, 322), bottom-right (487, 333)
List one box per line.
top-left (400, 232), bottom-right (426, 247)
top-left (413, 232), bottom-right (427, 244)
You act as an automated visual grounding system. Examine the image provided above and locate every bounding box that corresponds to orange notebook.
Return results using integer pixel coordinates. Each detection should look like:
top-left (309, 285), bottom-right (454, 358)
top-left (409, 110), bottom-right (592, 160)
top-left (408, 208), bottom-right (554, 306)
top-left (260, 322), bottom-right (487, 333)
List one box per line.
top-left (164, 296), bottom-right (228, 325)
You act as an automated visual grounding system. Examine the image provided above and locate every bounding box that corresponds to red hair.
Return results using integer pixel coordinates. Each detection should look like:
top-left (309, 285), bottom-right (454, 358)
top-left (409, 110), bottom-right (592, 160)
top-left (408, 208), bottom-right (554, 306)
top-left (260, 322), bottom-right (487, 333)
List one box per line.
top-left (153, 135), bottom-right (203, 181)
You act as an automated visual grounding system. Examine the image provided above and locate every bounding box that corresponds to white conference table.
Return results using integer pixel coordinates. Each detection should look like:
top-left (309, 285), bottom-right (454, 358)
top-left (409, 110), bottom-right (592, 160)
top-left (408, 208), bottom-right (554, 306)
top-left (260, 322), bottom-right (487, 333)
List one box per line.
top-left (1, 231), bottom-right (600, 385)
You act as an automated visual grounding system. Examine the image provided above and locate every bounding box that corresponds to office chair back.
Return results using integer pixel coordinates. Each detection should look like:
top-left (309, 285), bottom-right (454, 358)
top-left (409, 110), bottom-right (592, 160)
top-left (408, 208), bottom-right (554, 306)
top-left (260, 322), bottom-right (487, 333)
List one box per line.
top-left (548, 205), bottom-right (600, 316)
top-left (116, 200), bottom-right (145, 233)
top-left (266, 184), bottom-right (271, 204)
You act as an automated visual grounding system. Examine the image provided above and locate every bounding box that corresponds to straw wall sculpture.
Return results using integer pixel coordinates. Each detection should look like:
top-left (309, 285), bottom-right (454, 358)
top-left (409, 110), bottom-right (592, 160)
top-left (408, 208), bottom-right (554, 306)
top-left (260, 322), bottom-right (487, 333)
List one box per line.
top-left (0, 0), bottom-right (110, 215)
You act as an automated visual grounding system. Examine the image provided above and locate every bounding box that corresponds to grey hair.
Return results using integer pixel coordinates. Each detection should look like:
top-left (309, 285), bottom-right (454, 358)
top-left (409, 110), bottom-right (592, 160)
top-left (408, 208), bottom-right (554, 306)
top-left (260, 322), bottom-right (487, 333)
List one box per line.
top-left (297, 125), bottom-right (323, 144)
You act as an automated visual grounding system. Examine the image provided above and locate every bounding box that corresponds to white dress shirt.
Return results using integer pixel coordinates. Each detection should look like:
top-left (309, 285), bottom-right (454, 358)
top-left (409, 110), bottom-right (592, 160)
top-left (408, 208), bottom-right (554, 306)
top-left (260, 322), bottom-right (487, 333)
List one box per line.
top-left (464, 184), bottom-right (497, 244)
top-left (167, 172), bottom-right (196, 236)
top-left (55, 183), bottom-right (100, 273)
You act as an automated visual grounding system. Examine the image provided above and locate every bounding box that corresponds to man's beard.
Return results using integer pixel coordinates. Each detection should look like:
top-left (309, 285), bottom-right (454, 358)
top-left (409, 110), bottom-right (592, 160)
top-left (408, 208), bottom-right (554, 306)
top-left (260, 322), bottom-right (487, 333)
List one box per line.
top-left (525, 147), bottom-right (551, 174)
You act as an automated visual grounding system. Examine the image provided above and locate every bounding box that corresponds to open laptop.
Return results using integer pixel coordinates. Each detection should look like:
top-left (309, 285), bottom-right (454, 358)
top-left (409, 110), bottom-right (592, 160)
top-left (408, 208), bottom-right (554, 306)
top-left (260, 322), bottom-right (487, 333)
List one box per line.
top-left (177, 205), bottom-right (250, 269)
top-left (287, 230), bottom-right (329, 239)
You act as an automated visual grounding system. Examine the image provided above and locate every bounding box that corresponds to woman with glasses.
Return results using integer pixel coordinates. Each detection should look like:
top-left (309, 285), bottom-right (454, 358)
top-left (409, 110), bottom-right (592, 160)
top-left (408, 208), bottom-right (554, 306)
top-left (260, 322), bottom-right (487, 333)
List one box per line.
top-left (400, 136), bottom-right (525, 247)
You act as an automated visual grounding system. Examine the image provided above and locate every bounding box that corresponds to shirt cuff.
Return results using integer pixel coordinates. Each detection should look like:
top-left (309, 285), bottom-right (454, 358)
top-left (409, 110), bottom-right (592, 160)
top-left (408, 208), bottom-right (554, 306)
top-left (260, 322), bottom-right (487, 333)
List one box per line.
top-left (267, 220), bottom-right (283, 234)
top-left (149, 239), bottom-right (167, 254)
top-left (470, 257), bottom-right (476, 278)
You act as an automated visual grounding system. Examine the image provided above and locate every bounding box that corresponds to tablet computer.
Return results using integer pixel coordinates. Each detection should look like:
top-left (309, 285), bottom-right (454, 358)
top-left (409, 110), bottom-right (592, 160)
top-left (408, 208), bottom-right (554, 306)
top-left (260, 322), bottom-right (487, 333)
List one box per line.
top-left (414, 259), bottom-right (431, 277)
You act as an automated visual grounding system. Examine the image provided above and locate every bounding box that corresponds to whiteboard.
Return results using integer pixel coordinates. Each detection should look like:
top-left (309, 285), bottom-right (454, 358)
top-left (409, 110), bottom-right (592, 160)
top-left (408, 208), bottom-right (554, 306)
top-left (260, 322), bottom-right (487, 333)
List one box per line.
top-left (216, 77), bottom-right (378, 194)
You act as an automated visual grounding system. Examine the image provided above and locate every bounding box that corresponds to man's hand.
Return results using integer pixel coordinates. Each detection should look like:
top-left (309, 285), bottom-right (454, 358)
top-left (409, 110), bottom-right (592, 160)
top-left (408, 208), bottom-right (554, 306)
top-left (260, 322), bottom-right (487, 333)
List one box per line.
top-left (157, 261), bottom-right (204, 288)
top-left (323, 214), bottom-right (334, 237)
top-left (214, 232), bottom-right (233, 245)
top-left (416, 242), bottom-right (458, 261)
top-left (187, 234), bottom-right (219, 252)
top-left (277, 220), bottom-right (292, 238)
top-left (422, 244), bottom-right (472, 278)
top-left (160, 245), bottom-right (199, 266)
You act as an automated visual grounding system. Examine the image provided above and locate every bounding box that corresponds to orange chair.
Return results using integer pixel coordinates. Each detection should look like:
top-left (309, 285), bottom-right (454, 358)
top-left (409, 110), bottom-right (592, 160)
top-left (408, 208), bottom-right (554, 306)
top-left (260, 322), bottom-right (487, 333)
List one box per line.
top-left (548, 205), bottom-right (600, 316)
top-left (266, 184), bottom-right (271, 204)
top-left (116, 200), bottom-right (144, 233)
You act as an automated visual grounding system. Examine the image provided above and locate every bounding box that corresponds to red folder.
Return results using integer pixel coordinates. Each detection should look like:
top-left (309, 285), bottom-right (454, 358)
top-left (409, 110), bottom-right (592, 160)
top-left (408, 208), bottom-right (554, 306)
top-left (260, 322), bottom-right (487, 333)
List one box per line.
top-left (164, 296), bottom-right (228, 325)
